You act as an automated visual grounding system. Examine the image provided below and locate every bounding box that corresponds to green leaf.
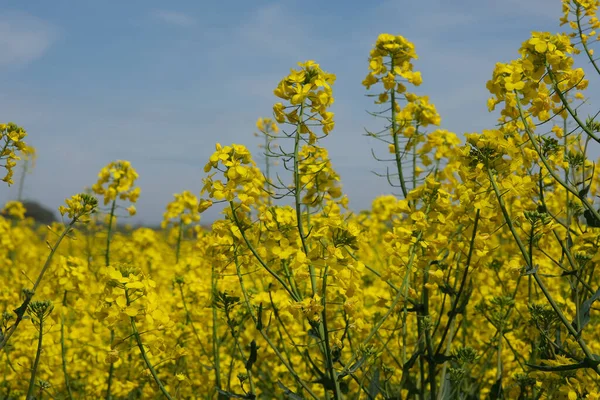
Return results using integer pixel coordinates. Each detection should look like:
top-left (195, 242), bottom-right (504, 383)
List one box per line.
top-left (573, 287), bottom-right (600, 332)
top-left (523, 264), bottom-right (538, 276)
top-left (583, 209), bottom-right (600, 227)
top-left (368, 367), bottom-right (381, 399)
top-left (256, 302), bottom-right (263, 331)
top-left (277, 381), bottom-right (303, 400)
top-left (488, 377), bottom-right (504, 400)
top-left (245, 340), bottom-right (258, 371)
top-left (579, 184), bottom-right (590, 199)
top-left (216, 388), bottom-right (253, 399)
top-left (338, 354), bottom-right (368, 379)
top-left (13, 300), bottom-right (29, 319)
top-left (439, 377), bottom-right (454, 400)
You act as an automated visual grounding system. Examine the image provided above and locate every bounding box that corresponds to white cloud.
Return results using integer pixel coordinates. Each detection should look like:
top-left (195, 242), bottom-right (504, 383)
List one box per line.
top-left (151, 10), bottom-right (196, 27)
top-left (0, 11), bottom-right (58, 68)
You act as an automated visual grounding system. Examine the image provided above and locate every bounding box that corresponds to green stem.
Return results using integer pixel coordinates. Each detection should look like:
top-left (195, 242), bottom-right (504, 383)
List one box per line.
top-left (175, 218), bottom-right (183, 264)
top-left (546, 64), bottom-right (600, 142)
top-left (417, 316), bottom-right (426, 400)
top-left (390, 57), bottom-right (409, 199)
top-left (105, 199), bottom-right (117, 267)
top-left (17, 157), bottom-right (29, 202)
top-left (285, 105), bottom-right (339, 396)
top-left (26, 318), bottom-right (44, 400)
top-left (575, 3), bottom-right (600, 76)
top-left (104, 198), bottom-right (117, 400)
top-left (564, 119), bottom-right (570, 229)
top-left (105, 331), bottom-right (115, 400)
top-left (130, 317), bottom-right (174, 400)
top-left (412, 127), bottom-right (418, 192)
top-left (265, 130), bottom-right (272, 188)
top-left (321, 267), bottom-right (341, 399)
top-left (212, 263), bottom-right (222, 393)
top-left (61, 292), bottom-right (74, 400)
top-left (224, 300), bottom-right (256, 397)
top-left (422, 266), bottom-right (437, 399)
top-left (496, 323), bottom-right (503, 382)
top-left (293, 103), bottom-right (317, 296)
top-left (437, 320), bottom-right (457, 400)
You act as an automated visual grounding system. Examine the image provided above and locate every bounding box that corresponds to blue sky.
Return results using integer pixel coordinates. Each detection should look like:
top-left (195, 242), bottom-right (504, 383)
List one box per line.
top-left (0, 0), bottom-right (576, 224)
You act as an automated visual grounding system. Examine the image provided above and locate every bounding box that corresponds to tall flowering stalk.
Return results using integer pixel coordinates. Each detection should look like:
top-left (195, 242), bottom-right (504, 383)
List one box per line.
top-left (272, 61), bottom-right (344, 398)
top-left (162, 191), bottom-right (200, 264)
top-left (361, 33), bottom-right (471, 398)
top-left (200, 61), bottom-right (353, 398)
top-left (92, 160), bottom-right (139, 399)
top-left (92, 160), bottom-right (140, 267)
top-left (364, 34), bottom-right (428, 198)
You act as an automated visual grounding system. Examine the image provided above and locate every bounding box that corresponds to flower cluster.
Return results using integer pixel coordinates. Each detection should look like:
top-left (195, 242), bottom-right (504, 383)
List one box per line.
top-left (487, 32), bottom-right (587, 122)
top-left (161, 191), bottom-right (200, 229)
top-left (0, 122), bottom-right (28, 185)
top-left (297, 145), bottom-right (343, 206)
top-left (92, 160), bottom-right (141, 209)
top-left (561, 0), bottom-right (600, 35)
top-left (273, 60), bottom-right (336, 141)
top-left (201, 143), bottom-right (265, 211)
top-left (396, 93), bottom-right (441, 129)
top-left (255, 117), bottom-right (279, 134)
top-left (58, 193), bottom-right (98, 222)
top-left (362, 33), bottom-right (422, 93)
top-left (96, 264), bottom-right (168, 327)
top-left (363, 33), bottom-right (446, 199)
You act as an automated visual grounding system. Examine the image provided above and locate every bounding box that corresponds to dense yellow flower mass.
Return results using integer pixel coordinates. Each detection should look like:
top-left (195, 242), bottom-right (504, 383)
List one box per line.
top-left (1, 200), bottom-right (27, 220)
top-left (2, 1), bottom-right (600, 399)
